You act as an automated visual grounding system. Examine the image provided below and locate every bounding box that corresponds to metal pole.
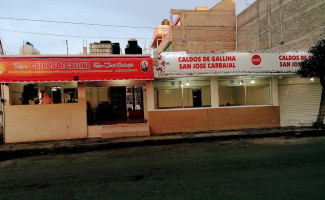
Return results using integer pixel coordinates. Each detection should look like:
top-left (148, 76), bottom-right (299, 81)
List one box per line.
top-left (244, 81), bottom-right (247, 105)
top-left (1, 84), bottom-right (5, 144)
top-left (22, 41), bottom-right (25, 54)
top-left (181, 81), bottom-right (184, 108)
top-left (66, 40), bottom-right (69, 55)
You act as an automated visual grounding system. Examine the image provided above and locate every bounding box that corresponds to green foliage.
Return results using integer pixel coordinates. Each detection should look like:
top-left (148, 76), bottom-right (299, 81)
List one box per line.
top-left (298, 39), bottom-right (325, 78)
top-left (298, 39), bottom-right (325, 128)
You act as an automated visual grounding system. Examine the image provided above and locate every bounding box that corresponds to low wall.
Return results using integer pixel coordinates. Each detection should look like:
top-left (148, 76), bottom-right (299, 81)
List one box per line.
top-left (4, 102), bottom-right (87, 143)
top-left (148, 106), bottom-right (280, 134)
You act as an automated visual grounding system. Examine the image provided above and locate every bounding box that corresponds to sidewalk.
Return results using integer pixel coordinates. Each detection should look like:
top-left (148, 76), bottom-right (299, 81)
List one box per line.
top-left (0, 127), bottom-right (324, 161)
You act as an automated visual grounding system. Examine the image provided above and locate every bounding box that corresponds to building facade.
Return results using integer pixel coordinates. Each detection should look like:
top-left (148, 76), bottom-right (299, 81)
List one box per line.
top-left (0, 55), bottom-right (153, 143)
top-left (237, 0), bottom-right (325, 126)
top-left (148, 0), bottom-right (325, 135)
top-left (1, 0), bottom-right (324, 143)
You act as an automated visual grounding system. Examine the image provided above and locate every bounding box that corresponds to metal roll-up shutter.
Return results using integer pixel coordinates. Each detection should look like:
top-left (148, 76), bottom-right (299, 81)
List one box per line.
top-left (279, 81), bottom-right (322, 126)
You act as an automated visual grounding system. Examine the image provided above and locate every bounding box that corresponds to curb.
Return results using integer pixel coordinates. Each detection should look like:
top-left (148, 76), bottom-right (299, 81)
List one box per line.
top-left (0, 129), bottom-right (324, 162)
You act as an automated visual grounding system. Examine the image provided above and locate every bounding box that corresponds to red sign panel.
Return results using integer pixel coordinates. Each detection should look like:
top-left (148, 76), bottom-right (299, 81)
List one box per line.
top-left (0, 57), bottom-right (153, 82)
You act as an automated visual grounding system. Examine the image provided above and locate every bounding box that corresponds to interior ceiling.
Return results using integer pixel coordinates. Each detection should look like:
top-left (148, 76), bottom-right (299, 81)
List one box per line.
top-left (157, 75), bottom-right (299, 82)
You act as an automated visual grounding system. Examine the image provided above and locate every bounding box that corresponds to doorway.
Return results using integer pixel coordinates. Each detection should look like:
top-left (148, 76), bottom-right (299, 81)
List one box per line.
top-left (111, 87), bottom-right (127, 119)
top-left (192, 89), bottom-right (202, 107)
top-left (52, 86), bottom-right (62, 103)
top-left (86, 85), bottom-right (146, 125)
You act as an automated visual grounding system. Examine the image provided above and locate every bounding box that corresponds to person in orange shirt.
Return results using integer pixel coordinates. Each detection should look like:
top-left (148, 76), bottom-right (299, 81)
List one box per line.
top-left (41, 92), bottom-right (54, 104)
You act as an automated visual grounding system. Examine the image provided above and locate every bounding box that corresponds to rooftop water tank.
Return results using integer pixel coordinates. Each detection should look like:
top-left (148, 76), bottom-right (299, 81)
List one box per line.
top-left (89, 40), bottom-right (112, 55)
top-left (125, 39), bottom-right (142, 54)
top-left (19, 42), bottom-right (40, 55)
top-left (161, 19), bottom-right (170, 25)
top-left (112, 43), bottom-right (120, 54)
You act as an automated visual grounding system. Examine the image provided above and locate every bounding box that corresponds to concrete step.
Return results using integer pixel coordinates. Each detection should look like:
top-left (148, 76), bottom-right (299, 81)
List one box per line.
top-left (102, 123), bottom-right (150, 139)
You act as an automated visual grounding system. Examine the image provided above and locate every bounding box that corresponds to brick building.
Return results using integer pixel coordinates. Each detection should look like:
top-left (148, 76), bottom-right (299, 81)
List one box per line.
top-left (151, 0), bottom-right (236, 54)
top-left (237, 0), bottom-right (325, 51)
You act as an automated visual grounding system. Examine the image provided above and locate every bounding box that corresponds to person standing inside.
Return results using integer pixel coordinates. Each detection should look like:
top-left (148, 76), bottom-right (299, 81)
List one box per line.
top-left (41, 92), bottom-right (54, 104)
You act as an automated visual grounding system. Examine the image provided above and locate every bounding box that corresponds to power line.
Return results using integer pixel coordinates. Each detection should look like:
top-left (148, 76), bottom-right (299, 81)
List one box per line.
top-left (0, 28), bottom-right (152, 39)
top-left (0, 24), bottom-right (322, 49)
top-left (0, 28), bottom-right (316, 40)
top-left (0, 16), bottom-right (154, 29)
top-left (0, 25), bottom-right (14, 53)
top-left (0, 27), bottom-right (320, 43)
top-left (0, 27), bottom-right (239, 40)
top-left (0, 16), bottom-right (317, 33)
top-left (3, 50), bottom-right (18, 55)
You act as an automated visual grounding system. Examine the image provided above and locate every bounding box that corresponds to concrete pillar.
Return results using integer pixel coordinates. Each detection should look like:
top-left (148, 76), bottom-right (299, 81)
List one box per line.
top-left (143, 90), bottom-right (148, 121)
top-left (77, 82), bottom-right (88, 138)
top-left (272, 77), bottom-right (279, 106)
top-left (3, 84), bottom-right (10, 143)
top-left (146, 81), bottom-right (155, 111)
top-left (78, 82), bottom-right (86, 104)
top-left (3, 84), bottom-right (10, 106)
top-left (83, 47), bottom-right (87, 55)
top-left (210, 77), bottom-right (219, 108)
top-left (91, 87), bottom-right (98, 108)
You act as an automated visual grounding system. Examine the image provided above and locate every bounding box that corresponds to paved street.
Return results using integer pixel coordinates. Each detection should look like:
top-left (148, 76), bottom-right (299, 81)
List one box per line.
top-left (1, 136), bottom-right (325, 199)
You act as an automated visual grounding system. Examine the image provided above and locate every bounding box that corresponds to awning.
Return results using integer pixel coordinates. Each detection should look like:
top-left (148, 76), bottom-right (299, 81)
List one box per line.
top-left (0, 56), bottom-right (153, 82)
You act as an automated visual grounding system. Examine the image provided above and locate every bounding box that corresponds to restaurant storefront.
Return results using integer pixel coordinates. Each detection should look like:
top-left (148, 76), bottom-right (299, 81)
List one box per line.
top-left (0, 52), bottom-right (320, 143)
top-left (147, 51), bottom-right (314, 134)
top-left (0, 55), bottom-right (153, 143)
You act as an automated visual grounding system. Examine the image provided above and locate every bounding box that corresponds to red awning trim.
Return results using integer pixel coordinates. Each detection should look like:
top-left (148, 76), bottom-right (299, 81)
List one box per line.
top-left (0, 57), bottom-right (153, 82)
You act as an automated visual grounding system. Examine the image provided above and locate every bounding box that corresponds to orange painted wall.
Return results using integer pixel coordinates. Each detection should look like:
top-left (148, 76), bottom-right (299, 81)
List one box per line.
top-left (148, 106), bottom-right (280, 134)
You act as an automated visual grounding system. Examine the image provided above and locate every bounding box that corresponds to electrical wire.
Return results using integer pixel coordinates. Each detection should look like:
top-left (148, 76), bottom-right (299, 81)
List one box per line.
top-left (0, 25), bottom-right (322, 45)
top-left (0, 18), bottom-right (322, 54)
top-left (3, 50), bottom-right (18, 55)
top-left (0, 25), bottom-right (14, 54)
top-left (0, 27), bottom-right (238, 40)
top-left (0, 28), bottom-right (152, 39)
top-left (0, 16), bottom-right (318, 33)
top-left (0, 16), bottom-right (154, 29)
top-left (1, 26), bottom-right (321, 44)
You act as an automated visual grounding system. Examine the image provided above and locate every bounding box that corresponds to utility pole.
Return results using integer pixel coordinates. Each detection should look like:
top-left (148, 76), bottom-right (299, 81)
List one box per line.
top-left (0, 39), bottom-right (4, 55)
top-left (22, 41), bottom-right (25, 55)
top-left (65, 40), bottom-right (69, 55)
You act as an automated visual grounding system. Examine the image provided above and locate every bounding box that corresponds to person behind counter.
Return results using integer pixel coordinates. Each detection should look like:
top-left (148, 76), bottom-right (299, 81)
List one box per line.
top-left (41, 92), bottom-right (54, 104)
top-left (28, 97), bottom-right (39, 105)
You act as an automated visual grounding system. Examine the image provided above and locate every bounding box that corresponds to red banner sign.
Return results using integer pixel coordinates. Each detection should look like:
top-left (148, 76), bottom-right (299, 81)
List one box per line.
top-left (0, 57), bottom-right (153, 82)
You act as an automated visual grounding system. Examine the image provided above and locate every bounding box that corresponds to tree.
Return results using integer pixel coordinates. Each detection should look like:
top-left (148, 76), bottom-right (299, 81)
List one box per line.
top-left (298, 39), bottom-right (325, 128)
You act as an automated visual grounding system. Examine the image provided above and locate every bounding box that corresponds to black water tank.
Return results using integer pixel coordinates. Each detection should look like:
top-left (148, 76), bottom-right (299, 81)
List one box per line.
top-left (125, 39), bottom-right (142, 54)
top-left (100, 40), bottom-right (111, 44)
top-left (112, 43), bottom-right (120, 54)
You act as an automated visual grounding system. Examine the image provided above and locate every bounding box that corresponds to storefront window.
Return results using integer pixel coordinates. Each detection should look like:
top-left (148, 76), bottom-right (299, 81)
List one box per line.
top-left (154, 79), bottom-right (211, 109)
top-left (218, 77), bottom-right (271, 106)
top-left (9, 82), bottom-right (78, 105)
